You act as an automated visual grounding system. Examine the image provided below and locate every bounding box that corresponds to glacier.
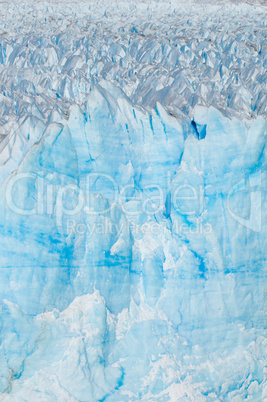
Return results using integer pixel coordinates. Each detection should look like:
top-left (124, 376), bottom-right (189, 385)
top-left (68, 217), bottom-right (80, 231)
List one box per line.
top-left (0, 0), bottom-right (266, 401)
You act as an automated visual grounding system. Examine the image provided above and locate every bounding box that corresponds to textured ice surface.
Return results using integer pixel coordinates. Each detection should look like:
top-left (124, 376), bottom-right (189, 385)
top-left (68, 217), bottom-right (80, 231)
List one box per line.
top-left (0, 1), bottom-right (267, 401)
top-left (0, 0), bottom-right (266, 145)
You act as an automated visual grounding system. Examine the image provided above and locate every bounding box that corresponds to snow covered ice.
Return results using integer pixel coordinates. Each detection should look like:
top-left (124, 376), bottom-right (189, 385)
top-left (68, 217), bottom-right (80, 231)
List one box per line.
top-left (0, 0), bottom-right (266, 401)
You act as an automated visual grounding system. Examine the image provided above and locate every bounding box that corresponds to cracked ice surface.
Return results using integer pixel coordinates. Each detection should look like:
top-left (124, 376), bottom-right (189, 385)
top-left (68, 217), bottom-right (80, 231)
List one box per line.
top-left (0, 0), bottom-right (266, 144)
top-left (0, 1), bottom-right (266, 401)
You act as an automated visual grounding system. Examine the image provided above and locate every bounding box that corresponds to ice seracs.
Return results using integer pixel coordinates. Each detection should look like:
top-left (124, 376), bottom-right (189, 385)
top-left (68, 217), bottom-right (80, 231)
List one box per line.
top-left (0, 0), bottom-right (266, 151)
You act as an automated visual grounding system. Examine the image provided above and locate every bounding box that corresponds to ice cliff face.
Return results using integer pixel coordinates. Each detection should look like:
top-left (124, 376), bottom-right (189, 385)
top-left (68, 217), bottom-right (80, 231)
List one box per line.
top-left (0, 1), bottom-right (266, 401)
top-left (0, 81), bottom-right (266, 401)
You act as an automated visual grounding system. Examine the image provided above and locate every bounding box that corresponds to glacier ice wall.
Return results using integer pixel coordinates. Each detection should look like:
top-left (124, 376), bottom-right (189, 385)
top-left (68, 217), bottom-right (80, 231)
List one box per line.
top-left (0, 81), bottom-right (266, 401)
top-left (0, 0), bottom-right (266, 401)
